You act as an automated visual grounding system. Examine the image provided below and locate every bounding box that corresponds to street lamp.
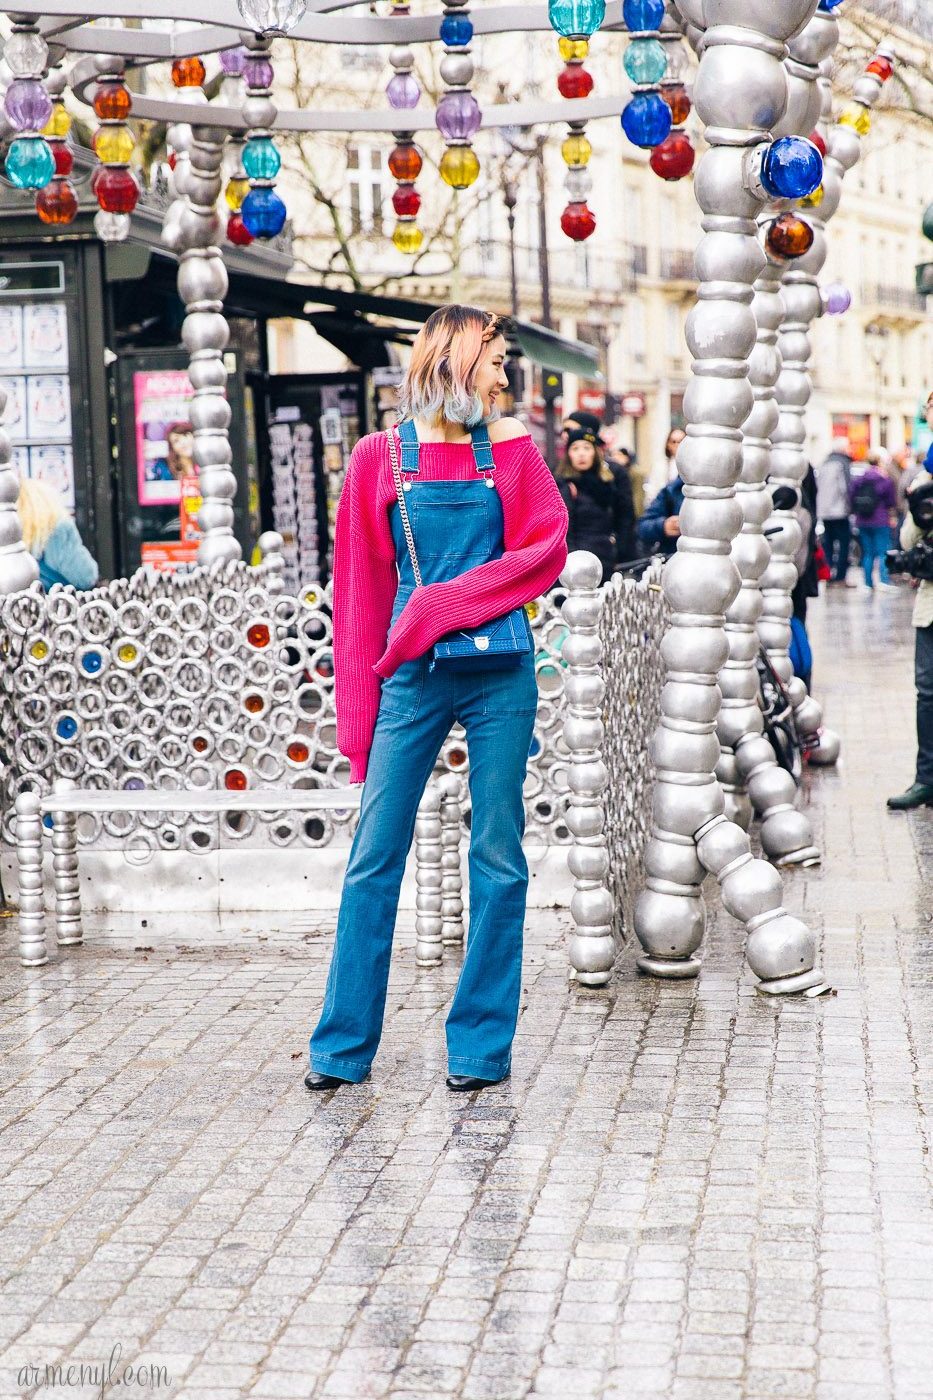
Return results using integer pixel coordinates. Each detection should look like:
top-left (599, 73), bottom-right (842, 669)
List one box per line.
top-left (864, 319), bottom-right (891, 448)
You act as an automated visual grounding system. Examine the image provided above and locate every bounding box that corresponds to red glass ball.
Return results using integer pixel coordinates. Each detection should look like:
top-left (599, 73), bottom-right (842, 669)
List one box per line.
top-left (560, 201), bottom-right (596, 242)
top-left (224, 769), bottom-right (248, 791)
top-left (36, 180), bottom-right (78, 226)
top-left (53, 142), bottom-right (73, 177)
top-left (93, 81), bottom-right (131, 121)
top-left (172, 56), bottom-right (206, 87)
top-left (809, 129), bottom-right (827, 157)
top-left (557, 64), bottom-right (594, 99)
top-left (649, 130), bottom-right (695, 181)
top-left (388, 142), bottom-right (422, 182)
top-left (866, 55), bottom-right (893, 80)
top-left (392, 185), bottom-right (421, 217)
top-left (227, 213), bottom-right (253, 246)
top-left (96, 166), bottom-right (139, 214)
top-left (660, 82), bottom-right (691, 125)
top-left (168, 151), bottom-right (177, 170)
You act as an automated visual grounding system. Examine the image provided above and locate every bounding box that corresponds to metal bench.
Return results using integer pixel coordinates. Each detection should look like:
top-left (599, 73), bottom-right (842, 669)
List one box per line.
top-left (13, 773), bottom-right (464, 967)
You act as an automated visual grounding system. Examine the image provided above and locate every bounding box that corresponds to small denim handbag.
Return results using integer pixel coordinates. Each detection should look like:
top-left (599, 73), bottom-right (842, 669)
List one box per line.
top-left (386, 426), bottom-right (533, 674)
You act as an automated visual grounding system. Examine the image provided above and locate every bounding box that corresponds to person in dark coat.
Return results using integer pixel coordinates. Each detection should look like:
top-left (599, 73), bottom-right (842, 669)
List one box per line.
top-left (557, 427), bottom-right (636, 581)
top-left (637, 475), bottom-right (685, 557)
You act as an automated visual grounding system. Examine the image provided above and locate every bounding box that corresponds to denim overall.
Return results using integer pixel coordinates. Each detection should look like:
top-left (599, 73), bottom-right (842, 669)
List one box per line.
top-left (309, 420), bottom-right (538, 1082)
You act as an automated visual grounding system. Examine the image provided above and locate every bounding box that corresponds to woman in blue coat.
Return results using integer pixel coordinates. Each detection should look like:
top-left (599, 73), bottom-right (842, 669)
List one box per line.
top-left (17, 478), bottom-right (99, 590)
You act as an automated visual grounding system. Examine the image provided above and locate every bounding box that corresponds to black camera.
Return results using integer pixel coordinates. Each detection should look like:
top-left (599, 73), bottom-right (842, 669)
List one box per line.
top-left (886, 539), bottom-right (933, 582)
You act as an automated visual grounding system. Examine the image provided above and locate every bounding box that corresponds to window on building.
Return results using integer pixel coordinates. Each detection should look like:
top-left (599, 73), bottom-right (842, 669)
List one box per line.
top-left (346, 144), bottom-right (386, 236)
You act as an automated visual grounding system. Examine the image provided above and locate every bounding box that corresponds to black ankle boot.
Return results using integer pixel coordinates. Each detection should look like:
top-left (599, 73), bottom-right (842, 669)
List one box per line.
top-left (446, 1072), bottom-right (510, 1091)
top-left (305, 1069), bottom-right (365, 1090)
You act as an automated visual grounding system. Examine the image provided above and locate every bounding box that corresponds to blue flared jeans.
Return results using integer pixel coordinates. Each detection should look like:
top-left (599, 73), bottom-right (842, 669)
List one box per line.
top-left (309, 653), bottom-right (537, 1081)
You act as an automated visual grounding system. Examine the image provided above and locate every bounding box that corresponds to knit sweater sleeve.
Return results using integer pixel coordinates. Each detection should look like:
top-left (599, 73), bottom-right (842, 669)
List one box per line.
top-left (373, 436), bottom-right (568, 677)
top-left (331, 436), bottom-right (398, 783)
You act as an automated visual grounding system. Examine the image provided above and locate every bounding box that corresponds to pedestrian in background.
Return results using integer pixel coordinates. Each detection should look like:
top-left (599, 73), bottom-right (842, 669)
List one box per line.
top-left (17, 477), bottom-right (98, 591)
top-left (850, 455), bottom-right (897, 591)
top-left (815, 445), bottom-right (854, 585)
top-left (645, 426), bottom-right (685, 501)
top-left (557, 427), bottom-right (636, 581)
top-left (888, 468), bottom-right (933, 811)
top-left (637, 472), bottom-right (685, 558)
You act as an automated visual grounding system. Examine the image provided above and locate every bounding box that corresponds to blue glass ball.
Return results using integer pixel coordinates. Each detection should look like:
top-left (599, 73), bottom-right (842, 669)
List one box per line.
top-left (623, 0), bottom-right (665, 31)
top-left (621, 92), bottom-right (672, 148)
top-left (80, 651), bottom-right (103, 675)
top-left (6, 136), bottom-right (54, 190)
top-left (548, 0), bottom-right (606, 38)
top-left (243, 137), bottom-right (282, 181)
top-left (56, 714), bottom-right (77, 740)
top-left (761, 136), bottom-right (823, 199)
top-left (817, 0), bottom-right (845, 11)
top-left (623, 37), bottom-right (667, 85)
top-left (242, 188), bottom-right (287, 239)
top-left (439, 13), bottom-right (473, 45)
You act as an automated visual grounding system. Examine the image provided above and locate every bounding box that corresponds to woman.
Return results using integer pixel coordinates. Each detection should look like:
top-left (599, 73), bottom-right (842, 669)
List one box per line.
top-left (558, 427), bottom-right (636, 581)
top-left (644, 426), bottom-right (685, 501)
top-left (307, 306), bottom-right (568, 1094)
top-left (17, 477), bottom-right (98, 590)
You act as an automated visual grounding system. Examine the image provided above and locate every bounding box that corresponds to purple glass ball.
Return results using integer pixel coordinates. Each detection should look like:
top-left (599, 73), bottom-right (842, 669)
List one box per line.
top-left (243, 57), bottom-right (274, 90)
top-left (824, 283), bottom-right (851, 315)
top-left (435, 90), bottom-right (482, 141)
top-left (4, 78), bottom-right (53, 133)
top-left (220, 46), bottom-right (247, 76)
top-left (386, 72), bottom-right (421, 110)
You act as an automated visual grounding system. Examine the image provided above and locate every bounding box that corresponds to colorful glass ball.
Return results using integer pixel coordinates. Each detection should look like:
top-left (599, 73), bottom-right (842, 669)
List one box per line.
top-left (661, 82), bottom-right (691, 125)
top-left (392, 222), bottom-right (424, 255)
top-left (36, 179), bottom-right (78, 225)
top-left (839, 102), bottom-right (871, 136)
top-left (220, 46), bottom-right (247, 76)
top-left (96, 166), bottom-right (140, 214)
top-left (765, 213), bottom-right (815, 260)
top-left (392, 185), bottom-right (421, 217)
top-left (53, 143), bottom-right (74, 177)
top-left (817, 0), bottom-right (845, 10)
top-left (760, 136), bottom-right (822, 200)
top-left (42, 103), bottom-right (72, 139)
top-left (822, 283), bottom-right (851, 315)
top-left (243, 57), bottom-right (275, 89)
top-left (227, 213), bottom-right (253, 246)
top-left (558, 37), bottom-right (589, 60)
top-left (439, 13), bottom-right (473, 45)
top-left (171, 56), bottom-right (206, 87)
top-left (439, 145), bottom-right (480, 189)
top-left (560, 201), bottom-right (596, 241)
top-left (93, 82), bottom-right (131, 121)
top-left (649, 130), bottom-right (695, 180)
top-left (242, 187), bottom-right (287, 238)
top-left (94, 124), bottom-right (135, 164)
top-left (4, 79), bottom-right (53, 133)
top-left (866, 55), bottom-right (894, 80)
top-left (809, 129), bottom-right (827, 157)
top-left (243, 137), bottom-right (282, 180)
top-left (558, 64), bottom-right (594, 99)
top-left (561, 131), bottom-right (592, 166)
top-left (623, 37), bottom-right (667, 85)
top-left (6, 136), bottom-right (55, 190)
top-left (225, 177), bottom-right (250, 211)
top-left (386, 72), bottom-right (420, 109)
top-left (548, 0), bottom-right (606, 39)
top-left (623, 0), bottom-right (665, 29)
top-left (388, 142), bottom-right (423, 182)
top-left (436, 91), bottom-right (482, 142)
top-left (621, 92), bottom-right (672, 148)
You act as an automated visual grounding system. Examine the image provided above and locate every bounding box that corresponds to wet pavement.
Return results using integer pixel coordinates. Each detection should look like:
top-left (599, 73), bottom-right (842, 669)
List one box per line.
top-left (0, 584), bottom-right (930, 1400)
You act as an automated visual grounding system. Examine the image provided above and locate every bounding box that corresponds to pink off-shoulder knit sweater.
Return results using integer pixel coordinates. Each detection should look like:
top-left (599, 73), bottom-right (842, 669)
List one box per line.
top-left (332, 429), bottom-right (569, 783)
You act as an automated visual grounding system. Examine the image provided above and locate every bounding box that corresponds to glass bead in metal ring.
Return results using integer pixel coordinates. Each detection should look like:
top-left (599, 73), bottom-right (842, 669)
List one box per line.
top-left (112, 635), bottom-right (144, 669)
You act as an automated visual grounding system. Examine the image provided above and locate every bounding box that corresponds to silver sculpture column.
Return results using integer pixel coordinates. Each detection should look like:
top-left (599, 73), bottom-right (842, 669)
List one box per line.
top-left (0, 382), bottom-right (38, 595)
top-left (165, 104), bottom-right (241, 568)
top-left (633, 0), bottom-right (828, 995)
top-left (765, 42), bottom-right (892, 761)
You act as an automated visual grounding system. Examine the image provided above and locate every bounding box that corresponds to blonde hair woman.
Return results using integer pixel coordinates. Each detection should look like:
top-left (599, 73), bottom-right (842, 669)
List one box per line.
top-left (17, 477), bottom-right (98, 590)
top-left (307, 305), bottom-right (568, 1095)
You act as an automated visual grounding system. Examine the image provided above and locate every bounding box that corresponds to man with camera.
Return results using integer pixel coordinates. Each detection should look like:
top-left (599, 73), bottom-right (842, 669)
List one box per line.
top-left (887, 391), bottom-right (933, 811)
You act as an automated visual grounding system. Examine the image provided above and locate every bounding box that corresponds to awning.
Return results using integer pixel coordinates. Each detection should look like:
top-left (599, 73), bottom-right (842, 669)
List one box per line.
top-left (107, 244), bottom-right (601, 380)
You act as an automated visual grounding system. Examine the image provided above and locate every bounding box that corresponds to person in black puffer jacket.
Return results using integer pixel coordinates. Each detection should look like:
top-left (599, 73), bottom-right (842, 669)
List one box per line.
top-left (557, 427), bottom-right (637, 582)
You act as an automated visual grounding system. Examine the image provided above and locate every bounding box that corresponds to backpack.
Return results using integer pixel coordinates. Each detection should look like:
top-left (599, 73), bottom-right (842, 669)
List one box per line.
top-left (851, 475), bottom-right (878, 519)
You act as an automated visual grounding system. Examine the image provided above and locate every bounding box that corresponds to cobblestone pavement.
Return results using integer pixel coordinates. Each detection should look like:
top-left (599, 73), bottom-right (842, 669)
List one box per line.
top-left (0, 586), bottom-right (930, 1400)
